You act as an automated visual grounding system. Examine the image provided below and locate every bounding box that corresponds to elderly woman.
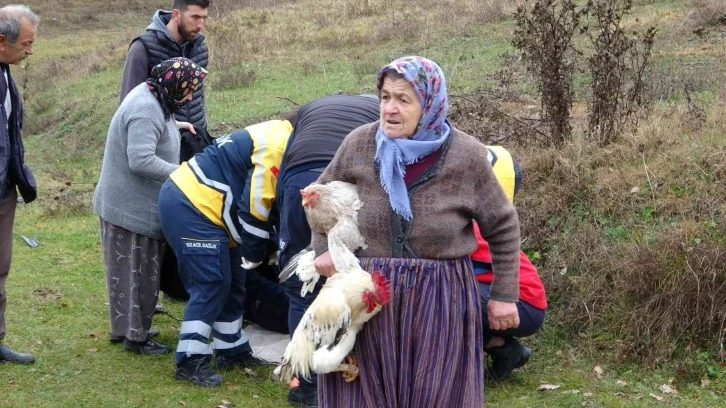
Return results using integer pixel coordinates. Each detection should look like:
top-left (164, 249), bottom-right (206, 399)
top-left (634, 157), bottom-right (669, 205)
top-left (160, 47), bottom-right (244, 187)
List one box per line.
top-left (93, 57), bottom-right (206, 355)
top-left (312, 56), bottom-right (521, 407)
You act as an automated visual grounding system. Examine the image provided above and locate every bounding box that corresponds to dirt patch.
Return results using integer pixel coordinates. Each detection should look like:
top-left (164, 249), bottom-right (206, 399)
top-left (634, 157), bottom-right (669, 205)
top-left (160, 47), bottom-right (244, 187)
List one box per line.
top-left (32, 288), bottom-right (62, 302)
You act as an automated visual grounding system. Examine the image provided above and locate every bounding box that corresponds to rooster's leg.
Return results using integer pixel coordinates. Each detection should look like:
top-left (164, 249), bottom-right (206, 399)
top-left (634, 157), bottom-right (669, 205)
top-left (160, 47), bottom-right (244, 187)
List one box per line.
top-left (338, 353), bottom-right (359, 382)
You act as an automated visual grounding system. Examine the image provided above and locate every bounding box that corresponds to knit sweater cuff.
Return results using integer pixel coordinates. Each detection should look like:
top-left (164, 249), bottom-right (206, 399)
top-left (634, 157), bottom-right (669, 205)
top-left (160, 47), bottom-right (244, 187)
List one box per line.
top-left (488, 289), bottom-right (519, 304)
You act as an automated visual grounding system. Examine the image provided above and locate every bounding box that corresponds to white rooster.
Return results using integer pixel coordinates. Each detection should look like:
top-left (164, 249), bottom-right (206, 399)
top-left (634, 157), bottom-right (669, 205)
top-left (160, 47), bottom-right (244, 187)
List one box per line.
top-left (275, 268), bottom-right (390, 383)
top-left (278, 181), bottom-right (367, 295)
top-left (274, 181), bottom-right (390, 383)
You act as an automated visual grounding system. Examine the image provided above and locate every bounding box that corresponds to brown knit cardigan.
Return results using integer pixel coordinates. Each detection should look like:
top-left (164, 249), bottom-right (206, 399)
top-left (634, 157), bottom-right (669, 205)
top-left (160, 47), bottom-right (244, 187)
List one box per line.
top-left (312, 122), bottom-right (521, 303)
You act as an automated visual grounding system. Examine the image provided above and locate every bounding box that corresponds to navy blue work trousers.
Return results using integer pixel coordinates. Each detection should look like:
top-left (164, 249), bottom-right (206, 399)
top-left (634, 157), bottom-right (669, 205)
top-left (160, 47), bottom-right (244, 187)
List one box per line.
top-left (159, 180), bottom-right (252, 365)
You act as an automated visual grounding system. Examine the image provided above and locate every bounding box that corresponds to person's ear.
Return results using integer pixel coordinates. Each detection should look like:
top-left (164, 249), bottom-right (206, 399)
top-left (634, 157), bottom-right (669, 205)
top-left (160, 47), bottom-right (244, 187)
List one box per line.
top-left (171, 9), bottom-right (181, 22)
top-left (0, 34), bottom-right (8, 52)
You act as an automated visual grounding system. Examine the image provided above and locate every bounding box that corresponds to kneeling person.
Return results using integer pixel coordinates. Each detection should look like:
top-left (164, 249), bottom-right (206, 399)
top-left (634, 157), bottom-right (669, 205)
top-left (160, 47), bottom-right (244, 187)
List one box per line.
top-left (159, 119), bottom-right (292, 386)
top-left (472, 146), bottom-right (547, 381)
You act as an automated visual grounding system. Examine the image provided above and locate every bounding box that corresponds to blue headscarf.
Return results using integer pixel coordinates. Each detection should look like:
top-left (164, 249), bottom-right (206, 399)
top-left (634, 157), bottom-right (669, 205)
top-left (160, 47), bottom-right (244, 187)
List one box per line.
top-left (375, 56), bottom-right (451, 221)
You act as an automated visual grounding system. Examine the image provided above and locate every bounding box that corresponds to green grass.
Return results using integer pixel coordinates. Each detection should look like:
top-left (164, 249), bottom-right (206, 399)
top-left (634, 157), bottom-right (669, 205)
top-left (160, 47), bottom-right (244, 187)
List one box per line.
top-left (1, 0), bottom-right (725, 406)
top-left (1, 208), bottom-right (724, 407)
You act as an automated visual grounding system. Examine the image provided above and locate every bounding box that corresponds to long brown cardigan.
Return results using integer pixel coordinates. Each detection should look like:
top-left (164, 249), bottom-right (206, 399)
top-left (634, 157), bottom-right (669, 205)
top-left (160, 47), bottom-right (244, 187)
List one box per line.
top-left (312, 121), bottom-right (521, 303)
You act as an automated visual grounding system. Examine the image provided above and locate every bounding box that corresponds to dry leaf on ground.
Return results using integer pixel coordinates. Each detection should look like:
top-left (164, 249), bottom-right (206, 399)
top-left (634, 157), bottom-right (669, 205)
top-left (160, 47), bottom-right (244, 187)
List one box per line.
top-left (179, 401), bottom-right (187, 407)
top-left (659, 384), bottom-right (677, 394)
top-left (649, 393), bottom-right (665, 402)
top-left (537, 384), bottom-right (561, 391)
top-left (594, 365), bottom-right (604, 379)
top-left (243, 368), bottom-right (257, 377)
top-left (616, 380), bottom-right (628, 387)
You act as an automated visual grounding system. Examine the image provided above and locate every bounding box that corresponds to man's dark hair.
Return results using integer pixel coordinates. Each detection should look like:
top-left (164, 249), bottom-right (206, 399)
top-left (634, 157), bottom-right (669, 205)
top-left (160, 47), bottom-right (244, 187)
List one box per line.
top-left (172, 0), bottom-right (210, 11)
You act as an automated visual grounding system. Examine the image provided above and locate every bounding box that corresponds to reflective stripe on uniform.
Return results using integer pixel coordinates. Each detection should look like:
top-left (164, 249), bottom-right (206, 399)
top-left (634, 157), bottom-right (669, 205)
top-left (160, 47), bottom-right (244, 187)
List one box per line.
top-left (213, 333), bottom-right (250, 350)
top-left (176, 339), bottom-right (213, 355)
top-left (180, 320), bottom-right (213, 337)
top-left (246, 120), bottom-right (293, 222)
top-left (213, 318), bottom-right (243, 335)
top-left (239, 217), bottom-right (271, 239)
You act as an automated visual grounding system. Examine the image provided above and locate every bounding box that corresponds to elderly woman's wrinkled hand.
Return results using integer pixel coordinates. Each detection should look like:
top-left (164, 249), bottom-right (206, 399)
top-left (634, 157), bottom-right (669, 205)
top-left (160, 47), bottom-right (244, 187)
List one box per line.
top-left (487, 299), bottom-right (520, 331)
top-left (314, 251), bottom-right (338, 278)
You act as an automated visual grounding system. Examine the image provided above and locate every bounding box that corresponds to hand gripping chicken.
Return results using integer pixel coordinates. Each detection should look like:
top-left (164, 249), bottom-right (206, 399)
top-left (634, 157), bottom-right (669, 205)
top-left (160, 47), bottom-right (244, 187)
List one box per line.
top-left (278, 181), bottom-right (368, 295)
top-left (275, 181), bottom-right (391, 382)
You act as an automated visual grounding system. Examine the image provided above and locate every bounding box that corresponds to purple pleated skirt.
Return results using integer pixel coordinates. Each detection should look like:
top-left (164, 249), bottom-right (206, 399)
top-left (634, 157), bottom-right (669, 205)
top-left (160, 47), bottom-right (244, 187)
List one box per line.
top-left (319, 257), bottom-right (484, 408)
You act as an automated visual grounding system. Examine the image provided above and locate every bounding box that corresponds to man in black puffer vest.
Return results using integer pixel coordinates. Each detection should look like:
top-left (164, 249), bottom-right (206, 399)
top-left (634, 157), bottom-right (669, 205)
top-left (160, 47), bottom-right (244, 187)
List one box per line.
top-left (119, 0), bottom-right (209, 130)
top-left (118, 0), bottom-right (211, 303)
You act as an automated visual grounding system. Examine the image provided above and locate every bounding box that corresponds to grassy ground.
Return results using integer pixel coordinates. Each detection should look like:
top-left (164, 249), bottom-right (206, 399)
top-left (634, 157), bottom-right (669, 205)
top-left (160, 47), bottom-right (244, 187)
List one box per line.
top-left (1, 0), bottom-right (725, 406)
top-left (2, 209), bottom-right (724, 407)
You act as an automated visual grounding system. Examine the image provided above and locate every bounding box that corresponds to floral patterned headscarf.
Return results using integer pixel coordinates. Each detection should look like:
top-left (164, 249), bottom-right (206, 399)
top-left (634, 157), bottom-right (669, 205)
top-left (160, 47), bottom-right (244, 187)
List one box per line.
top-left (145, 57), bottom-right (208, 119)
top-left (374, 56), bottom-right (451, 221)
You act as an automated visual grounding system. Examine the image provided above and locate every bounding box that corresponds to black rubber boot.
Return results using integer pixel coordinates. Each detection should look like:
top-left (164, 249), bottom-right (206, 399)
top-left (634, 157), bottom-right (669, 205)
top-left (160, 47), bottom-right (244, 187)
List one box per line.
top-left (174, 355), bottom-right (223, 387)
top-left (486, 338), bottom-right (532, 380)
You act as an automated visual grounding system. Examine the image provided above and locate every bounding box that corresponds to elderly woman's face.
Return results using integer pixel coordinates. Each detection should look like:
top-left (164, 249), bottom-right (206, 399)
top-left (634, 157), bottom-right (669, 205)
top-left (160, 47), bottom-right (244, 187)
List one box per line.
top-left (379, 76), bottom-right (423, 139)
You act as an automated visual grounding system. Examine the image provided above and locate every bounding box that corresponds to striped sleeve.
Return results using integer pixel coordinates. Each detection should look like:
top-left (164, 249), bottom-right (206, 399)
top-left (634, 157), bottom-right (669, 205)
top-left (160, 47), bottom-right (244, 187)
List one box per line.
top-left (237, 120), bottom-right (292, 263)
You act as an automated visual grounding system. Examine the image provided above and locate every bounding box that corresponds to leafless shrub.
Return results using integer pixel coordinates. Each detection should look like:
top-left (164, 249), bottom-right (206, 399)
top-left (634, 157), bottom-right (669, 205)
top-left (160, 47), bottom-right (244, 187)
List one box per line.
top-left (449, 89), bottom-right (550, 146)
top-left (690, 0), bottom-right (726, 27)
top-left (513, 0), bottom-right (584, 144)
top-left (584, 0), bottom-right (656, 145)
top-left (493, 52), bottom-right (525, 94)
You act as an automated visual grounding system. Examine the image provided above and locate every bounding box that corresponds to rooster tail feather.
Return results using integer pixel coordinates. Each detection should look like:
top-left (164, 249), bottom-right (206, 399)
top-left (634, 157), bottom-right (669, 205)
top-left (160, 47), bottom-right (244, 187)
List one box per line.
top-left (275, 361), bottom-right (295, 384)
top-left (282, 331), bottom-right (316, 382)
top-left (328, 244), bottom-right (359, 273)
top-left (296, 251), bottom-right (319, 296)
top-left (279, 247), bottom-right (314, 283)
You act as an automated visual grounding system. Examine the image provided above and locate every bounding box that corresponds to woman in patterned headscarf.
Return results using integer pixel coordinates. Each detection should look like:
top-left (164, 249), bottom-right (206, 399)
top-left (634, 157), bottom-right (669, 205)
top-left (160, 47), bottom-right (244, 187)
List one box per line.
top-left (93, 57), bottom-right (207, 355)
top-left (310, 56), bottom-right (522, 407)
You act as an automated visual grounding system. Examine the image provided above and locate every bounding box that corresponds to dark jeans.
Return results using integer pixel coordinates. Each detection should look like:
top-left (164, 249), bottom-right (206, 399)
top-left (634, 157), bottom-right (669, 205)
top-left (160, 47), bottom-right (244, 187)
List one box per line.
top-left (0, 189), bottom-right (17, 346)
top-left (479, 282), bottom-right (545, 345)
top-left (278, 169), bottom-right (326, 386)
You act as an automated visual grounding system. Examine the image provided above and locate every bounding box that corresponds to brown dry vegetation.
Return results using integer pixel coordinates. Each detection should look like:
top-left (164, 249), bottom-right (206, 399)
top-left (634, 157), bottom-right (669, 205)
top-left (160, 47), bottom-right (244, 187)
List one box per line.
top-left (690, 0), bottom-right (726, 27)
top-left (454, 83), bottom-right (726, 365)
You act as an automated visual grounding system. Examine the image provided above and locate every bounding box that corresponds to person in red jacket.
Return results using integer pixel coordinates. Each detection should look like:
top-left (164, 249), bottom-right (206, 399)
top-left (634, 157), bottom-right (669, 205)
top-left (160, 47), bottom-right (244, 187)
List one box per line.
top-left (472, 221), bottom-right (547, 380)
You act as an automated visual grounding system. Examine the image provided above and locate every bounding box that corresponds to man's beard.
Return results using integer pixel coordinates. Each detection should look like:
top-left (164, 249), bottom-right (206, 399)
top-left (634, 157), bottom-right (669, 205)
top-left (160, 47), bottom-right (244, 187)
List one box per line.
top-left (178, 20), bottom-right (198, 43)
